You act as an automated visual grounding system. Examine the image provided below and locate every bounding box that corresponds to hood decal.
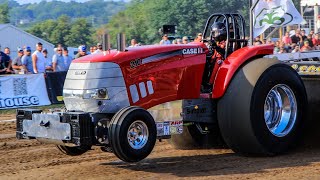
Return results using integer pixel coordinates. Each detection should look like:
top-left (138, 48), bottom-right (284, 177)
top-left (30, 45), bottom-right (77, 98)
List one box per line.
top-left (142, 50), bottom-right (182, 65)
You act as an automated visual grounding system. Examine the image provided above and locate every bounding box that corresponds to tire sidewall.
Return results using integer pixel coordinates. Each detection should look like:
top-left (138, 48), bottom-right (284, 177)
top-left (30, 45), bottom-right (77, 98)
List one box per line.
top-left (118, 109), bottom-right (157, 161)
top-left (251, 64), bottom-right (306, 154)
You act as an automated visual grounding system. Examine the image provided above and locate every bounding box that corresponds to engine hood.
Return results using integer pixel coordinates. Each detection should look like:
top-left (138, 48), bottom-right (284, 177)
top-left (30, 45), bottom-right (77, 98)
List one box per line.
top-left (73, 43), bottom-right (208, 65)
top-left (69, 43), bottom-right (208, 110)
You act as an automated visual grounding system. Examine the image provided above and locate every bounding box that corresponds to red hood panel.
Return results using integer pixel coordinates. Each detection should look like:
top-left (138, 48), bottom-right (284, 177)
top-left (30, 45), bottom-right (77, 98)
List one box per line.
top-left (73, 43), bottom-right (208, 64)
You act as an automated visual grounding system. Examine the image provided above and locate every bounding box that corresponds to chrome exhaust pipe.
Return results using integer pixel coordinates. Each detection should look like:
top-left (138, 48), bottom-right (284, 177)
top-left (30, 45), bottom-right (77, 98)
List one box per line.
top-left (102, 33), bottom-right (111, 51)
top-left (117, 33), bottom-right (126, 52)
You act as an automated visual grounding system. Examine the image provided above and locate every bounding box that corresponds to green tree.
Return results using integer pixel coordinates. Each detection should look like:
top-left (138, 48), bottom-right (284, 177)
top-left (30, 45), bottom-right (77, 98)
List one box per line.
top-left (104, 0), bottom-right (301, 45)
top-left (51, 15), bottom-right (71, 46)
top-left (0, 3), bottom-right (10, 23)
top-left (28, 16), bottom-right (94, 47)
top-left (65, 18), bottom-right (94, 47)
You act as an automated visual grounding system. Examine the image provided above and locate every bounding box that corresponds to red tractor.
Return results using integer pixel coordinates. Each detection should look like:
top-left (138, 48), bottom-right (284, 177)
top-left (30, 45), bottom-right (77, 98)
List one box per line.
top-left (17, 13), bottom-right (311, 162)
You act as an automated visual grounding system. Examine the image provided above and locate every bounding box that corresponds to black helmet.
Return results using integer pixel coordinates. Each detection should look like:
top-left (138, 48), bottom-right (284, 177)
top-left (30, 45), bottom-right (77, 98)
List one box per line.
top-left (211, 22), bottom-right (227, 42)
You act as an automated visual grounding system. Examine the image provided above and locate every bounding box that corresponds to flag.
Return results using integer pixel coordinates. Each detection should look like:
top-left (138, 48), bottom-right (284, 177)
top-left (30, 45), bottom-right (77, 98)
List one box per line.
top-left (253, 0), bottom-right (304, 37)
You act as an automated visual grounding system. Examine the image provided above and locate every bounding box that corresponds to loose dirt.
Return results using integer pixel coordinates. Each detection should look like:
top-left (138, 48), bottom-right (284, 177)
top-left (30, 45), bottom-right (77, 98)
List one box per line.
top-left (1, 107), bottom-right (320, 180)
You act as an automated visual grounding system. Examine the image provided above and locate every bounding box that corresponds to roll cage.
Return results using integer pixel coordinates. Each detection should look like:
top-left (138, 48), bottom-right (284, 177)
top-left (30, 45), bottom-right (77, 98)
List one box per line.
top-left (202, 13), bottom-right (248, 59)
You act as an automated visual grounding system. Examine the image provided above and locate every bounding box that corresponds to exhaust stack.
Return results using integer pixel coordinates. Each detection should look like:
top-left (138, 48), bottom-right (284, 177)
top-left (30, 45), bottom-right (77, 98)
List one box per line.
top-left (102, 33), bottom-right (111, 51)
top-left (117, 33), bottom-right (126, 52)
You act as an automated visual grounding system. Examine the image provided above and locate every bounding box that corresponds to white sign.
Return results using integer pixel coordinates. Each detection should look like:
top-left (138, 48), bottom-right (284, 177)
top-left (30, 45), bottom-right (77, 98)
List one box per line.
top-left (301, 0), bottom-right (319, 6)
top-left (253, 0), bottom-right (304, 37)
top-left (0, 74), bottom-right (51, 109)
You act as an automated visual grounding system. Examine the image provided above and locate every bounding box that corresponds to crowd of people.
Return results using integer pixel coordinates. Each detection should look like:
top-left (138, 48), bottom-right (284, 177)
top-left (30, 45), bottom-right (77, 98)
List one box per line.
top-left (1, 28), bottom-right (319, 75)
top-left (0, 42), bottom-right (104, 75)
top-left (156, 29), bottom-right (320, 55)
top-left (253, 29), bottom-right (320, 53)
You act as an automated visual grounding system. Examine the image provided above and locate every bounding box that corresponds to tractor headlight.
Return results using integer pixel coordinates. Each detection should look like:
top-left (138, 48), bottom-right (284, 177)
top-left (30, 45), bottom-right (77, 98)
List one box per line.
top-left (83, 88), bottom-right (109, 100)
top-left (64, 88), bottom-right (109, 100)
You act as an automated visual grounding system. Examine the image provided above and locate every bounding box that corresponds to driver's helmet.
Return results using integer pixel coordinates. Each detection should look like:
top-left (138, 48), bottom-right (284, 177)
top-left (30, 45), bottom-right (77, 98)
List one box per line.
top-left (211, 22), bottom-right (227, 42)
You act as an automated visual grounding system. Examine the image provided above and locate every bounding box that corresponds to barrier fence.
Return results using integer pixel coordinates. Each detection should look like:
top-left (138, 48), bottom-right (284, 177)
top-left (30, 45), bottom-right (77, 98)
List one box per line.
top-left (0, 71), bottom-right (67, 110)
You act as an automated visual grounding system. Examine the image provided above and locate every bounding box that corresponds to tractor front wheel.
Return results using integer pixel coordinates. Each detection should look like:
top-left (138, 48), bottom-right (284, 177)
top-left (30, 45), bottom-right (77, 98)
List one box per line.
top-left (109, 106), bottom-right (157, 162)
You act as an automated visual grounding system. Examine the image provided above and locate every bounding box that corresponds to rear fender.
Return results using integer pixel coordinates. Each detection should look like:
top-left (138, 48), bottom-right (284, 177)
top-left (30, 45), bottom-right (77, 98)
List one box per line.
top-left (212, 45), bottom-right (274, 99)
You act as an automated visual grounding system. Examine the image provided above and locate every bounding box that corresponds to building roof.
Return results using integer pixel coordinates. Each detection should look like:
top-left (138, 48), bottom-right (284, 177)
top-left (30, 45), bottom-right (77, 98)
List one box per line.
top-left (0, 24), bottom-right (55, 59)
top-left (0, 24), bottom-right (54, 47)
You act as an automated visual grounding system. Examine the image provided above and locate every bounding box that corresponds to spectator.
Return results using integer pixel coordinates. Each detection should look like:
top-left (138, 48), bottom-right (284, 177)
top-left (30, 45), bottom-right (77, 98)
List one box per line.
top-left (43, 48), bottom-right (53, 71)
top-left (273, 40), bottom-right (280, 54)
top-left (12, 48), bottom-right (24, 73)
top-left (254, 41), bottom-right (262, 46)
top-left (312, 34), bottom-right (320, 47)
top-left (182, 36), bottom-right (189, 44)
top-left (278, 47), bottom-right (286, 54)
top-left (32, 42), bottom-right (46, 74)
top-left (21, 47), bottom-right (33, 74)
top-left (194, 33), bottom-right (203, 42)
top-left (52, 47), bottom-right (64, 72)
top-left (62, 47), bottom-right (73, 70)
top-left (301, 41), bottom-right (312, 52)
top-left (75, 45), bottom-right (87, 59)
top-left (310, 30), bottom-right (315, 38)
top-left (89, 46), bottom-right (96, 54)
top-left (291, 30), bottom-right (301, 44)
top-left (291, 45), bottom-right (300, 53)
top-left (159, 34), bottom-right (171, 45)
top-left (176, 38), bottom-right (183, 44)
top-left (282, 32), bottom-right (292, 45)
top-left (129, 39), bottom-right (140, 47)
top-left (254, 37), bottom-right (263, 44)
top-left (93, 43), bottom-right (103, 54)
top-left (306, 34), bottom-right (314, 48)
top-left (4, 47), bottom-right (10, 56)
top-left (172, 39), bottom-right (178, 44)
top-left (0, 49), bottom-right (11, 74)
top-left (266, 39), bottom-right (273, 45)
top-left (3, 47), bottom-right (12, 72)
top-left (300, 29), bottom-right (308, 43)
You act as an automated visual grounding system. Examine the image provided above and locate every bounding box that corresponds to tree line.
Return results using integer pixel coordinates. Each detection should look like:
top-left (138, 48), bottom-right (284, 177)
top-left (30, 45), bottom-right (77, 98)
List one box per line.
top-left (104, 0), bottom-right (301, 45)
top-left (0, 0), bottom-right (301, 47)
top-left (1, 0), bottom-right (127, 27)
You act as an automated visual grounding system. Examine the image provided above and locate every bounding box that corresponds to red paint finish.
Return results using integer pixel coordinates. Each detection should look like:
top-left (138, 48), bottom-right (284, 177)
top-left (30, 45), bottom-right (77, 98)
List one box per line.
top-left (73, 44), bottom-right (208, 109)
top-left (72, 43), bottom-right (273, 109)
top-left (212, 44), bottom-right (274, 99)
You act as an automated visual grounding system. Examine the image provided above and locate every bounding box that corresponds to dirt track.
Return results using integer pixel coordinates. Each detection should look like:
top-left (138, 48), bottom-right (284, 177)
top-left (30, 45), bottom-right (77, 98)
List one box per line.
top-left (1, 111), bottom-right (320, 180)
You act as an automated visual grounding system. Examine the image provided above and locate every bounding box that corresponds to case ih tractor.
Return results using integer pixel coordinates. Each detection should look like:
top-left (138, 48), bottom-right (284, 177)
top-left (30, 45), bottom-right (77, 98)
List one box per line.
top-left (16, 12), bottom-right (318, 162)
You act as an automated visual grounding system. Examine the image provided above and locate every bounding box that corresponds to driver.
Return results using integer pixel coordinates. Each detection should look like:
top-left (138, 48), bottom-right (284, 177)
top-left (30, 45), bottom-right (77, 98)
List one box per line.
top-left (202, 22), bottom-right (227, 92)
top-left (209, 22), bottom-right (227, 58)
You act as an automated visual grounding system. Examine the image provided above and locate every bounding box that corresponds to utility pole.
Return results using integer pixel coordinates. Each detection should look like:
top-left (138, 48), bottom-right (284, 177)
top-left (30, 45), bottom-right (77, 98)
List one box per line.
top-left (250, 0), bottom-right (260, 46)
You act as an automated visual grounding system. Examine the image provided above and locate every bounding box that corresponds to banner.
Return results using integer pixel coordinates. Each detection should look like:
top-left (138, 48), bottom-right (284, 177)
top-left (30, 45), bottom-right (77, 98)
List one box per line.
top-left (45, 71), bottom-right (67, 104)
top-left (0, 74), bottom-right (51, 109)
top-left (253, 0), bottom-right (304, 37)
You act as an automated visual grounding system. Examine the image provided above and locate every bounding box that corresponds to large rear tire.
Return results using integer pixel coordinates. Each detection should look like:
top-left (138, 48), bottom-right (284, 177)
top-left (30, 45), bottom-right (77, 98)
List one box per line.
top-left (218, 58), bottom-right (307, 155)
top-left (109, 106), bottom-right (157, 162)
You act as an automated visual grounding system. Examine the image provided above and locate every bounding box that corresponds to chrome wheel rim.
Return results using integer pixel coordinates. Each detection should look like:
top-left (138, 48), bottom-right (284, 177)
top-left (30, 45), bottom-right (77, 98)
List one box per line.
top-left (264, 84), bottom-right (297, 137)
top-left (127, 120), bottom-right (149, 150)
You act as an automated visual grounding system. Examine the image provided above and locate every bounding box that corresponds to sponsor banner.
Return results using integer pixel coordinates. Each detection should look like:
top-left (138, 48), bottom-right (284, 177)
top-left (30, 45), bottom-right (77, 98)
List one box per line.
top-left (290, 64), bottom-right (320, 75)
top-left (253, 0), bottom-right (304, 37)
top-left (0, 74), bottom-right (51, 109)
top-left (45, 71), bottom-right (67, 104)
